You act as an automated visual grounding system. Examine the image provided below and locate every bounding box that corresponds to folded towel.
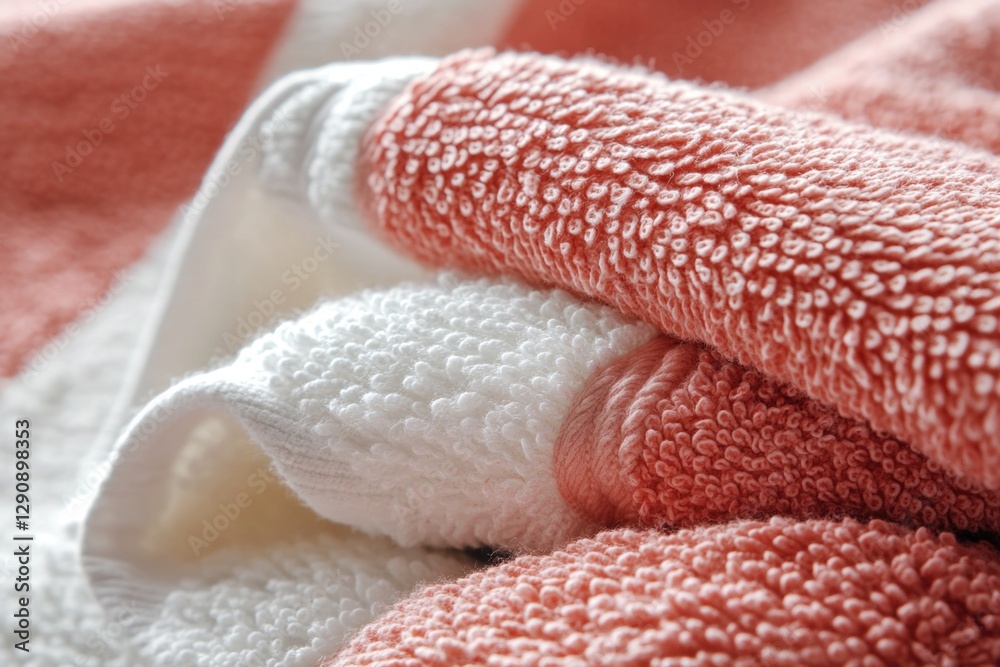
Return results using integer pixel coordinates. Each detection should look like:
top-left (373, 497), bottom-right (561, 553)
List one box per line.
top-left (89, 274), bottom-right (655, 554)
top-left (79, 55), bottom-right (456, 667)
top-left (83, 390), bottom-right (475, 666)
top-left (75, 3), bottom-right (1000, 664)
top-left (356, 49), bottom-right (1000, 490)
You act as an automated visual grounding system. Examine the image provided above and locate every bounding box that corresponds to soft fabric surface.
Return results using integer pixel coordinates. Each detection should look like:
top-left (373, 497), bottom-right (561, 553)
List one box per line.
top-left (0, 0), bottom-right (524, 379)
top-left (0, 223), bottom-right (176, 667)
top-left (553, 334), bottom-right (1000, 534)
top-left (358, 49), bottom-right (1000, 489)
top-left (2, 1), bottom-right (520, 665)
top-left (763, 0), bottom-right (1000, 154)
top-left (0, 0), bottom-right (296, 377)
top-left (328, 519), bottom-right (1000, 666)
top-left (499, 0), bottom-right (931, 89)
top-left (95, 275), bottom-right (654, 555)
top-left (0, 0), bottom-right (917, 381)
top-left (123, 532), bottom-right (475, 667)
top-left (5, 0), bottom-right (1000, 665)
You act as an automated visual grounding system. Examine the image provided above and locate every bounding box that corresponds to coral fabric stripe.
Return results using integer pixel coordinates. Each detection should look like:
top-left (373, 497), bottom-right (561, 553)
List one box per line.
top-left (554, 335), bottom-right (1000, 535)
top-left (0, 0), bottom-right (295, 377)
top-left (552, 335), bottom-right (684, 528)
top-left (497, 0), bottom-right (930, 89)
top-left (358, 49), bottom-right (1000, 489)
top-left (327, 520), bottom-right (1000, 665)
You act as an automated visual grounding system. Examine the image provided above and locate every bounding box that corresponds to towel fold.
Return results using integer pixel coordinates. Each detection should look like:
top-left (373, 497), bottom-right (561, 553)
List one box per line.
top-left (82, 372), bottom-right (476, 666)
top-left (84, 275), bottom-right (657, 574)
top-left (94, 266), bottom-right (1000, 566)
top-left (555, 335), bottom-right (1000, 534)
top-left (356, 48), bottom-right (1000, 490)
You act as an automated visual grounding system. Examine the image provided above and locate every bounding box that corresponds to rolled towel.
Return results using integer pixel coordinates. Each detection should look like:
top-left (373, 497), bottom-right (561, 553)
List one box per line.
top-left (356, 49), bottom-right (1000, 489)
top-left (325, 518), bottom-right (1000, 666)
top-left (88, 274), bottom-right (657, 554)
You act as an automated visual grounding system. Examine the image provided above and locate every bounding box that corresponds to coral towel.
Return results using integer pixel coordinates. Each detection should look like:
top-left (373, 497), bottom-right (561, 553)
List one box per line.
top-left (358, 49), bottom-right (1000, 490)
top-left (328, 519), bottom-right (1000, 666)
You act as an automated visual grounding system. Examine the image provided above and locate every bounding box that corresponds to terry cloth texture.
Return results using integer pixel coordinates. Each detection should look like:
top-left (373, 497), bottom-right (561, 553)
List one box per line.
top-left (0, 0), bottom-right (525, 381)
top-left (93, 275), bottom-right (656, 553)
top-left (327, 518), bottom-right (1000, 666)
top-left (127, 531), bottom-right (474, 667)
top-left (553, 334), bottom-right (1000, 534)
top-left (358, 48), bottom-right (1000, 490)
top-left (84, 331), bottom-right (478, 666)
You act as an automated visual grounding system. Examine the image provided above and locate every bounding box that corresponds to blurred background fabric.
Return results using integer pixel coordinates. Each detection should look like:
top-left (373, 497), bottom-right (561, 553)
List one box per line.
top-left (0, 0), bottom-right (935, 378)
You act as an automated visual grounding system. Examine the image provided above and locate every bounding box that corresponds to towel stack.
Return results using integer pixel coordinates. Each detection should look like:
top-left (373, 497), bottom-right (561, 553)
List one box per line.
top-left (84, 14), bottom-right (1000, 667)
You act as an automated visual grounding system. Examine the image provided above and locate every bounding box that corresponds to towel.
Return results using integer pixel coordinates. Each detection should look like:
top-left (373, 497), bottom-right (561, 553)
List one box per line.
top-left (358, 48), bottom-right (1000, 490)
top-left (5, 0), bottom-right (1000, 665)
top-left (329, 519), bottom-right (1000, 666)
top-left (91, 41), bottom-right (1000, 664)
top-left (314, 12), bottom-right (1000, 661)
top-left (1, 2), bottom-right (521, 665)
top-left (87, 275), bottom-right (652, 557)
